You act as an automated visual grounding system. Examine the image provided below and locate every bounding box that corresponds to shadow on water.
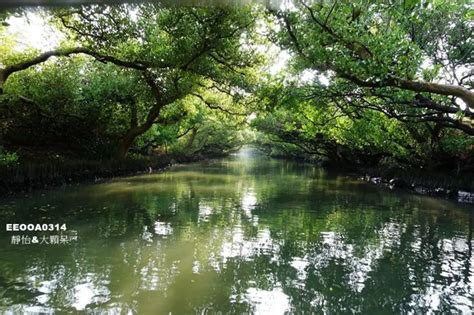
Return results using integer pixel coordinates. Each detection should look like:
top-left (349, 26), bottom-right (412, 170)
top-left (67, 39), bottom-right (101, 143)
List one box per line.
top-left (0, 148), bottom-right (473, 313)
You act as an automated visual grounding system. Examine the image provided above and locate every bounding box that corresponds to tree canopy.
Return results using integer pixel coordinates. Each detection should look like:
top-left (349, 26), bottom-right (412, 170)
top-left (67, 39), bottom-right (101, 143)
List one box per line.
top-left (1, 4), bottom-right (262, 159)
top-left (0, 0), bottom-right (472, 172)
top-left (256, 0), bottom-right (473, 169)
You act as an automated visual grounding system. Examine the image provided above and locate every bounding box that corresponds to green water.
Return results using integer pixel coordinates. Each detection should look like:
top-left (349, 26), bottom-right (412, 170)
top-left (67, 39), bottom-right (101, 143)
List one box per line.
top-left (0, 150), bottom-right (473, 314)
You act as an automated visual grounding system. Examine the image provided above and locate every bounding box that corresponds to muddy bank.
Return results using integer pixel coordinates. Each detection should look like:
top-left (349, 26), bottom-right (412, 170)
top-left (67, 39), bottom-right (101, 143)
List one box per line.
top-left (0, 154), bottom-right (209, 197)
top-left (359, 169), bottom-right (474, 204)
top-left (259, 152), bottom-right (474, 204)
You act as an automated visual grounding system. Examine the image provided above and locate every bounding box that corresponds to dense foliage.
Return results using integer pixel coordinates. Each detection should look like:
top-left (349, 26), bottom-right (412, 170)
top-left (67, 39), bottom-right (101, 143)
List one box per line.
top-left (254, 0), bottom-right (473, 171)
top-left (1, 5), bottom-right (261, 160)
top-left (0, 0), bottom-right (472, 174)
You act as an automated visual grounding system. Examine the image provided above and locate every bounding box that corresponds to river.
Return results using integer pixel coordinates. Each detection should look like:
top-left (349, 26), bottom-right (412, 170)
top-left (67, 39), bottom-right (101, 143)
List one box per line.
top-left (0, 149), bottom-right (473, 314)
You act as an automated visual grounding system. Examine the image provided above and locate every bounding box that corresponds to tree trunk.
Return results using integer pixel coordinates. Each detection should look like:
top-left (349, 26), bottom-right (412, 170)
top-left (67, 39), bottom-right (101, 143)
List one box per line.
top-left (397, 79), bottom-right (474, 110)
top-left (116, 134), bottom-right (136, 160)
top-left (186, 128), bottom-right (198, 150)
top-left (115, 124), bottom-right (150, 160)
top-left (0, 69), bottom-right (5, 94)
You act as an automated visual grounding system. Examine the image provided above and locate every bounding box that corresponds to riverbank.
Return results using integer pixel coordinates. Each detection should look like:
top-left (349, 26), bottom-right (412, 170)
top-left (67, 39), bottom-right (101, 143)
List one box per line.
top-left (266, 154), bottom-right (474, 204)
top-left (0, 153), bottom-right (213, 197)
top-left (3, 152), bottom-right (473, 204)
top-left (356, 167), bottom-right (474, 204)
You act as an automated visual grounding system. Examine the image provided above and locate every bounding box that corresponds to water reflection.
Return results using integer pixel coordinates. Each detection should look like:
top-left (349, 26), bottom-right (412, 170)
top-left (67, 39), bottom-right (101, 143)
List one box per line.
top-left (0, 153), bottom-right (473, 313)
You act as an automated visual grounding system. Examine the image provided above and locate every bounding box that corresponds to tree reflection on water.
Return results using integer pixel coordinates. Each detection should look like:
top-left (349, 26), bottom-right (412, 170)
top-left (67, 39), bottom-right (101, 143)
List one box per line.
top-left (0, 154), bottom-right (473, 313)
